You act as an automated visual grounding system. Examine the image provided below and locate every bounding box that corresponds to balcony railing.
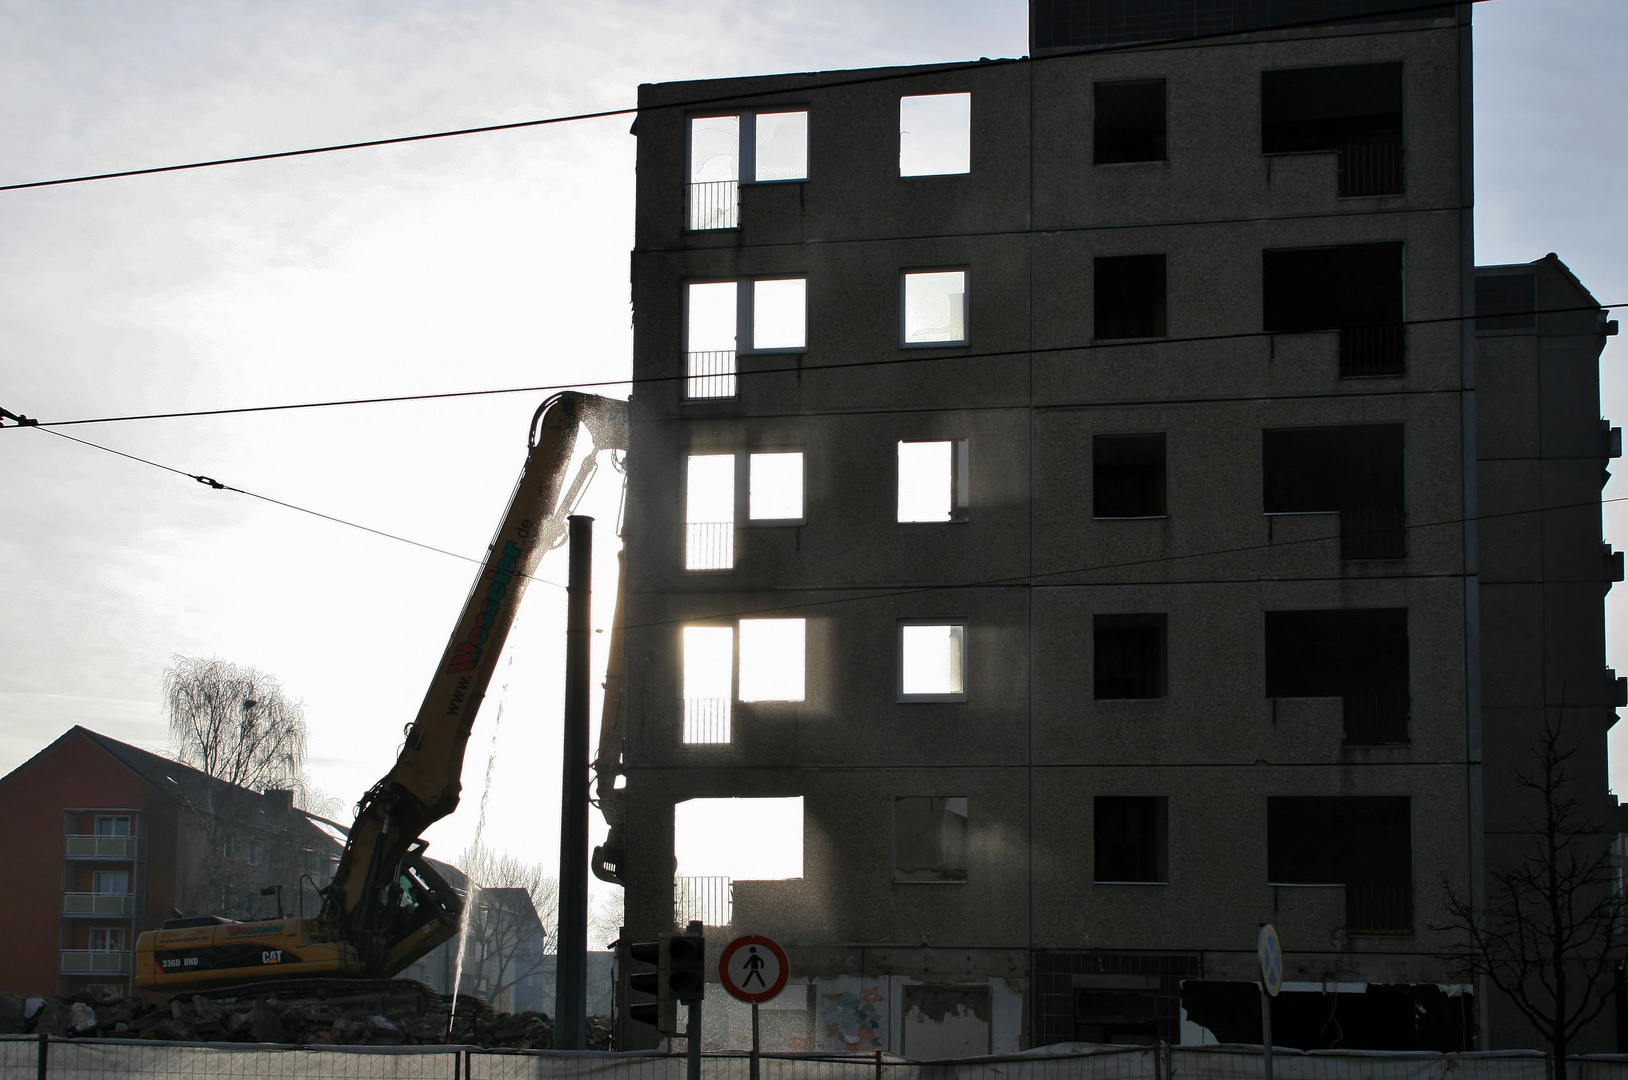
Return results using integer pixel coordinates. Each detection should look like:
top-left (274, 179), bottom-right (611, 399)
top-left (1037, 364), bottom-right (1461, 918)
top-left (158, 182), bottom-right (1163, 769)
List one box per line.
top-left (63, 893), bottom-right (136, 918)
top-left (683, 697), bottom-right (731, 745)
top-left (687, 180), bottom-right (739, 231)
top-left (1339, 323), bottom-right (1405, 377)
top-left (60, 950), bottom-right (132, 974)
top-left (1338, 132), bottom-right (1404, 197)
top-left (685, 350), bottom-right (737, 400)
top-left (64, 835), bottom-right (136, 860)
top-left (1346, 880), bottom-right (1413, 934)
top-left (1340, 505), bottom-right (1406, 560)
top-left (685, 521), bottom-right (734, 571)
top-left (1343, 690), bottom-right (1410, 746)
top-left (674, 875), bottom-right (733, 927)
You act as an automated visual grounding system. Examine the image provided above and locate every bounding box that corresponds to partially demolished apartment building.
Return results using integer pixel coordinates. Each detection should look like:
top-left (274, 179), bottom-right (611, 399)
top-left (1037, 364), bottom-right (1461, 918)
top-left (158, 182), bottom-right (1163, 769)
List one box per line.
top-left (615, 0), bottom-right (1622, 1056)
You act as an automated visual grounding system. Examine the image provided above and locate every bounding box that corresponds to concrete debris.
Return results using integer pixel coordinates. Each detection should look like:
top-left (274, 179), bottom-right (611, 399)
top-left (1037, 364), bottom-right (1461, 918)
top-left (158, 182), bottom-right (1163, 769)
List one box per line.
top-left (0, 985), bottom-right (613, 1049)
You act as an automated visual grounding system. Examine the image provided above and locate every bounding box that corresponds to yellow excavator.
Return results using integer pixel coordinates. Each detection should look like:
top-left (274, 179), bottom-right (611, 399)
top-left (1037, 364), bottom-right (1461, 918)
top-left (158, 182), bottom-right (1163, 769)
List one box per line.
top-left (135, 391), bottom-right (630, 991)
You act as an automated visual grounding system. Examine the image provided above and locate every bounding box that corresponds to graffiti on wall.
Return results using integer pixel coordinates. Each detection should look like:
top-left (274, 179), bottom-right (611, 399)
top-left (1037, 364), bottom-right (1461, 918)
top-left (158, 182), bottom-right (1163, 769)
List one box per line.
top-left (821, 983), bottom-right (885, 1051)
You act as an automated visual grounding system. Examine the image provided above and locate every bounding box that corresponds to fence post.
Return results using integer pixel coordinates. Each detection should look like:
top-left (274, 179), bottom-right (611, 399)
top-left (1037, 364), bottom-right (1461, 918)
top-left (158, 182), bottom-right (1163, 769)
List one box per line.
top-left (874, 1047), bottom-right (883, 1080)
top-left (36, 1031), bottom-right (47, 1080)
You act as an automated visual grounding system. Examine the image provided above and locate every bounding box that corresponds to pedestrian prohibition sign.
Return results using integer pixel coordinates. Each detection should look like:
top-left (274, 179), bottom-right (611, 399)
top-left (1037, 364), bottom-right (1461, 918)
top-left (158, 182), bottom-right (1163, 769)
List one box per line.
top-left (719, 935), bottom-right (789, 1003)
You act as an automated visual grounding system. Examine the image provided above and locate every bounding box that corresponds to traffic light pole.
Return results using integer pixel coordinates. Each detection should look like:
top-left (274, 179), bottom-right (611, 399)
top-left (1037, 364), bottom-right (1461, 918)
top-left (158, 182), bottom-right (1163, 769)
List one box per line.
top-left (686, 995), bottom-right (702, 1080)
top-left (555, 515), bottom-right (592, 1051)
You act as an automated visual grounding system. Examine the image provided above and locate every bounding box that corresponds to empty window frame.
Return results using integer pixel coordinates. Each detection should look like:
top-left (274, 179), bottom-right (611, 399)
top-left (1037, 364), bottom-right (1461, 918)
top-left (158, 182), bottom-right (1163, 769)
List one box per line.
top-left (1261, 62), bottom-right (1403, 197)
top-left (1476, 271), bottom-right (1538, 331)
top-left (94, 816), bottom-right (131, 837)
top-left (1265, 608), bottom-right (1410, 745)
top-left (900, 92), bottom-right (971, 176)
top-left (1263, 242), bottom-right (1405, 376)
top-left (685, 453), bottom-right (735, 570)
top-left (1095, 254), bottom-right (1166, 340)
top-left (1094, 795), bottom-right (1168, 883)
top-left (1094, 433), bottom-right (1166, 518)
top-left (897, 439), bottom-right (970, 523)
top-left (684, 278), bottom-right (808, 399)
top-left (898, 621), bottom-right (967, 701)
top-left (682, 625), bottom-right (734, 744)
top-left (1262, 424), bottom-right (1405, 559)
top-left (675, 797), bottom-right (804, 925)
top-left (687, 110), bottom-right (810, 229)
top-left (894, 796), bottom-right (969, 882)
top-left (1073, 979), bottom-right (1162, 1045)
top-left (1267, 795), bottom-right (1412, 932)
top-left (738, 618), bottom-right (806, 702)
top-left (748, 451), bottom-right (805, 522)
top-left (1095, 79), bottom-right (1166, 164)
top-left (1094, 614), bottom-right (1167, 699)
top-left (902, 269), bottom-right (969, 346)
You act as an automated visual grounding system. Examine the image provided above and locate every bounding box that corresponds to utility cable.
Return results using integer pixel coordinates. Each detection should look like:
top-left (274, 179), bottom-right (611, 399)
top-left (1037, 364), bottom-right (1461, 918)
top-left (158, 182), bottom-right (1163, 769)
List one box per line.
top-left (0, 0), bottom-right (1483, 195)
top-left (3, 300), bottom-right (1618, 431)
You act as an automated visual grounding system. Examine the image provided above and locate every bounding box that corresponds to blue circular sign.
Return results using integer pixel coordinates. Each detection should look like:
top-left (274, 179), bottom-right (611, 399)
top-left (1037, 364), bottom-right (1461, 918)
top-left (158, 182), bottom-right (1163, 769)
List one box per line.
top-left (1258, 923), bottom-right (1283, 997)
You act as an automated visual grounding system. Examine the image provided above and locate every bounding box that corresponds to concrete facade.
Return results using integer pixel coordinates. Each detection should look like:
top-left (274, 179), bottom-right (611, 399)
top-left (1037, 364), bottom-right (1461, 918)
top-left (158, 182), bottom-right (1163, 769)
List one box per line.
top-left (613, 2), bottom-right (1618, 1055)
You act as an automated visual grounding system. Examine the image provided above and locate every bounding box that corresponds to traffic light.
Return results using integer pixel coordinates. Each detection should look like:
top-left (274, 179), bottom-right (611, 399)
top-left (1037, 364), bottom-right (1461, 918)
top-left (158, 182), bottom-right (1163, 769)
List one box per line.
top-left (625, 926), bottom-right (706, 1035)
top-left (666, 928), bottom-right (705, 1003)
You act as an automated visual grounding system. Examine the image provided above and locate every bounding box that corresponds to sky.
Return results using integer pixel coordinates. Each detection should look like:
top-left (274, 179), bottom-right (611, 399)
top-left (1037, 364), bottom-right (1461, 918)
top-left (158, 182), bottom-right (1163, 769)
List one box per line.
top-left (0, 0), bottom-right (1624, 901)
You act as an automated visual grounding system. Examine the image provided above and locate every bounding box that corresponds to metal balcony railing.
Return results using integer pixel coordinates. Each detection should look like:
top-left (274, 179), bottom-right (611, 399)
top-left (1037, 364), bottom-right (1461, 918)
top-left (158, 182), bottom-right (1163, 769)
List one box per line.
top-left (674, 875), bottom-right (733, 927)
top-left (1338, 323), bottom-right (1406, 377)
top-left (1342, 690), bottom-right (1410, 746)
top-left (685, 350), bottom-right (737, 400)
top-left (683, 697), bottom-right (731, 745)
top-left (1346, 880), bottom-right (1413, 934)
top-left (60, 950), bottom-right (132, 974)
top-left (1340, 505), bottom-right (1406, 560)
top-left (685, 521), bottom-right (734, 571)
top-left (62, 893), bottom-right (136, 918)
top-left (1338, 132), bottom-right (1404, 197)
top-left (687, 180), bottom-right (739, 231)
top-left (64, 835), bottom-right (136, 860)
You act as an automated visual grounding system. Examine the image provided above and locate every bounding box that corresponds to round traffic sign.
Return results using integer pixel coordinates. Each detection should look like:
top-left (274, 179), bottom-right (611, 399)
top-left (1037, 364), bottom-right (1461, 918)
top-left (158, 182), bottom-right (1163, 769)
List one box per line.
top-left (1257, 923), bottom-right (1283, 997)
top-left (719, 934), bottom-right (789, 1003)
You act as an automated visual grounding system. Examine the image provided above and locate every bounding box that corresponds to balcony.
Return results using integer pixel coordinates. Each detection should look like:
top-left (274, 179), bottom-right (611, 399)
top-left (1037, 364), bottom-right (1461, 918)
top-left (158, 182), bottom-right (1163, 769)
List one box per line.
top-left (682, 698), bottom-right (731, 745)
top-left (64, 835), bottom-right (136, 860)
top-left (687, 180), bottom-right (739, 231)
top-left (60, 950), bottom-right (132, 975)
top-left (685, 350), bottom-right (737, 401)
top-left (63, 893), bottom-right (136, 918)
top-left (674, 876), bottom-right (732, 927)
top-left (684, 521), bottom-right (734, 571)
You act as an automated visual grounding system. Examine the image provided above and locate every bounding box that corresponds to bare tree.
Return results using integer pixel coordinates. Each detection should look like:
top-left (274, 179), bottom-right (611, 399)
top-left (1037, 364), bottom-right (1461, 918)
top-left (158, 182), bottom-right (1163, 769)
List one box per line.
top-left (588, 889), bottom-right (625, 951)
top-left (1439, 709), bottom-right (1625, 1075)
top-left (460, 845), bottom-right (560, 1008)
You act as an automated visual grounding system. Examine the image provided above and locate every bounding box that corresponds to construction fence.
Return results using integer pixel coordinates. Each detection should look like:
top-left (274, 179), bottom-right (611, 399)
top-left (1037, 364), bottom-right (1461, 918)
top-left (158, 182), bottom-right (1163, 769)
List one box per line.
top-left (3, 1038), bottom-right (1628, 1080)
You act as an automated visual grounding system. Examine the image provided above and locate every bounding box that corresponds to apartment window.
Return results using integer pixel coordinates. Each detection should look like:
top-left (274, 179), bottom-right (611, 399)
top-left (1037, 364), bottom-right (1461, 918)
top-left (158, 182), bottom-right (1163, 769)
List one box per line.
top-left (752, 278), bottom-right (807, 351)
top-left (687, 111), bottom-right (809, 231)
top-left (1094, 254), bottom-right (1166, 340)
top-left (902, 269), bottom-right (968, 346)
top-left (748, 451), bottom-right (804, 522)
top-left (92, 872), bottom-right (128, 895)
top-left (1477, 272), bottom-right (1537, 331)
top-left (1261, 62), bottom-right (1403, 197)
top-left (94, 816), bottom-right (130, 837)
top-left (897, 440), bottom-right (970, 523)
top-left (1094, 795), bottom-right (1168, 883)
top-left (89, 927), bottom-right (126, 952)
top-left (1268, 795), bottom-right (1412, 933)
top-left (738, 618), bottom-right (806, 702)
top-left (900, 93), bottom-right (971, 176)
top-left (1094, 614), bottom-right (1167, 700)
top-left (1094, 434), bottom-right (1166, 518)
top-left (1263, 242), bottom-right (1405, 376)
top-left (1266, 608), bottom-right (1410, 745)
top-left (682, 625), bottom-right (734, 744)
top-left (685, 281), bottom-right (737, 399)
top-left (894, 796), bottom-right (969, 883)
top-left (1263, 424), bottom-right (1405, 559)
top-left (247, 840), bottom-right (263, 867)
top-left (753, 111), bottom-right (810, 181)
top-left (1095, 79), bottom-right (1166, 164)
top-left (685, 453), bottom-right (735, 570)
top-left (898, 621), bottom-right (967, 701)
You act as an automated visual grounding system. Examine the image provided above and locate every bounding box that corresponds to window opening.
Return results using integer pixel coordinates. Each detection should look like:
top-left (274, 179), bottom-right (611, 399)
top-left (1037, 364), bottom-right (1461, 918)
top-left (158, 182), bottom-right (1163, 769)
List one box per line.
top-left (89, 927), bottom-right (127, 952)
top-left (682, 625), bottom-right (734, 744)
top-left (894, 796), bottom-right (969, 883)
top-left (674, 796), bottom-right (803, 926)
top-left (688, 115), bottom-right (740, 230)
top-left (1265, 608), bottom-right (1410, 745)
top-left (1095, 80), bottom-right (1166, 164)
top-left (1095, 254), bottom-right (1167, 340)
top-left (899, 622), bottom-right (967, 701)
top-left (1094, 614), bottom-right (1167, 699)
top-left (897, 440), bottom-right (970, 523)
top-left (92, 871), bottom-right (128, 895)
top-left (685, 454), bottom-right (735, 570)
top-left (752, 278), bottom-right (807, 351)
top-left (739, 618), bottom-right (806, 702)
top-left (749, 451), bottom-right (804, 522)
top-left (902, 985), bottom-right (992, 1059)
top-left (1261, 62), bottom-right (1403, 197)
top-left (247, 840), bottom-right (263, 866)
top-left (754, 111), bottom-right (809, 181)
top-left (902, 269), bottom-right (968, 345)
top-left (1094, 795), bottom-right (1168, 883)
top-left (94, 816), bottom-right (131, 837)
top-left (899, 93), bottom-right (971, 176)
top-left (1477, 272), bottom-right (1537, 331)
top-left (1094, 434), bottom-right (1166, 518)
top-left (1263, 242), bottom-right (1405, 376)
top-left (1073, 980), bottom-right (1161, 1045)
top-left (1268, 795), bottom-right (1412, 932)
top-left (685, 281), bottom-right (737, 399)
top-left (1262, 424), bottom-right (1405, 559)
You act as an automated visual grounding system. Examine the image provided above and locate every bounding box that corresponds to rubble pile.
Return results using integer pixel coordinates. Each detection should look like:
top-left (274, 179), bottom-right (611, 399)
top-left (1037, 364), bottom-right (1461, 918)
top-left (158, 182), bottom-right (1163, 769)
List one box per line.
top-left (0, 986), bottom-right (613, 1049)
